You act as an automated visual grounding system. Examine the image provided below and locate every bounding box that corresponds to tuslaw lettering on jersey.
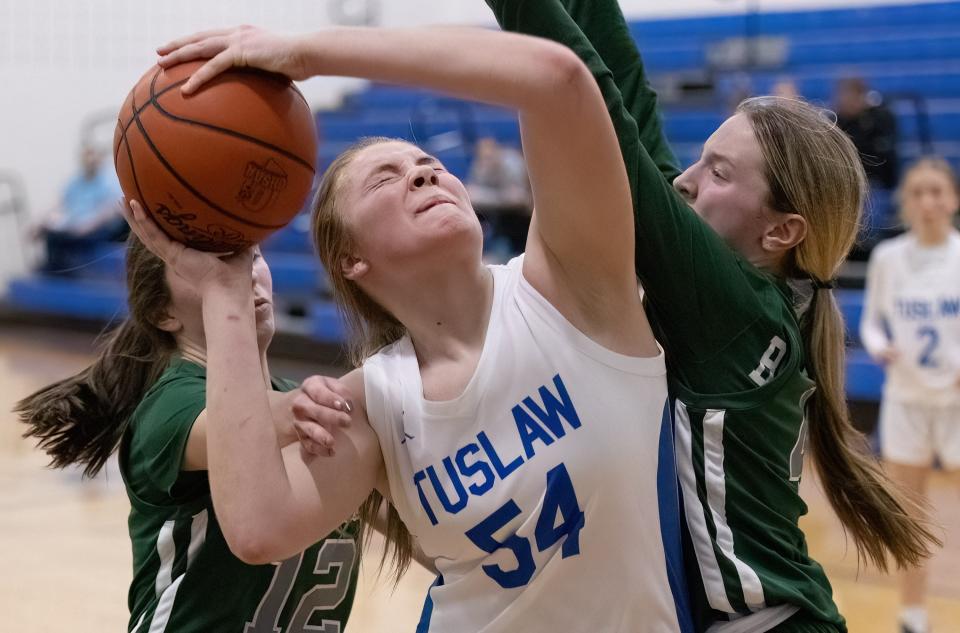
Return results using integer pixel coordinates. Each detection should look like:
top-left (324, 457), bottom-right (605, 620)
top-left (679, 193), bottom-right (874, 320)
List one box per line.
top-left (895, 297), bottom-right (960, 320)
top-left (412, 374), bottom-right (582, 526)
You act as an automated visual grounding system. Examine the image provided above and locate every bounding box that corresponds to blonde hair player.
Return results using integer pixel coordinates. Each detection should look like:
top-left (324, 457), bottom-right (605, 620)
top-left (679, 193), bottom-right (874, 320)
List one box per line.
top-left (860, 157), bottom-right (960, 633)
top-left (125, 22), bottom-right (696, 633)
top-left (486, 0), bottom-right (941, 631)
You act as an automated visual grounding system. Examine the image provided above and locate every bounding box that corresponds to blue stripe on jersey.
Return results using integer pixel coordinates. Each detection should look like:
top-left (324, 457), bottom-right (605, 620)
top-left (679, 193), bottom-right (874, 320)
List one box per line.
top-left (657, 399), bottom-right (695, 633)
top-left (415, 574), bottom-right (445, 633)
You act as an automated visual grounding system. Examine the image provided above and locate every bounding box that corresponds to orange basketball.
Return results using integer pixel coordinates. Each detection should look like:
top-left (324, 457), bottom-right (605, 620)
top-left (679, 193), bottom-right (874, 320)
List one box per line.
top-left (113, 61), bottom-right (317, 252)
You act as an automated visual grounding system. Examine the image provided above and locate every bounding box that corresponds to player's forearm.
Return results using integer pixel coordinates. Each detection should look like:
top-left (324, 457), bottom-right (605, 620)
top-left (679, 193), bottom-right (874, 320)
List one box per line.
top-left (182, 393), bottom-right (301, 472)
top-left (296, 26), bottom-right (581, 116)
top-left (860, 262), bottom-right (892, 359)
top-left (267, 390), bottom-right (301, 447)
top-left (486, 0), bottom-right (699, 301)
top-left (860, 316), bottom-right (892, 359)
top-left (201, 283), bottom-right (301, 551)
top-left (859, 299), bottom-right (893, 359)
top-left (487, 0), bottom-right (681, 182)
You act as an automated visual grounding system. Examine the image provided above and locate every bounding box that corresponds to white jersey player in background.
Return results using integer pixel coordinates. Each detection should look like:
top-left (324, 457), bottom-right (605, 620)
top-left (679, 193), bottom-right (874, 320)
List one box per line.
top-left (860, 157), bottom-right (960, 633)
top-left (124, 23), bottom-right (694, 633)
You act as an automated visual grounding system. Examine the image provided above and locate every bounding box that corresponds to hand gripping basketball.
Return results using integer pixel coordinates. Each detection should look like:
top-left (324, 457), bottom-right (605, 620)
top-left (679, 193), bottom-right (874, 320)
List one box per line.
top-left (157, 26), bottom-right (310, 94)
top-left (123, 198), bottom-right (254, 292)
top-left (116, 28), bottom-right (317, 253)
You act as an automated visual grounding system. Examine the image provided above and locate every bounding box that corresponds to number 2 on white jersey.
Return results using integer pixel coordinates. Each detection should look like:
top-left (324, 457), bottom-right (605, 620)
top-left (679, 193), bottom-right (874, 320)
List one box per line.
top-left (917, 326), bottom-right (940, 368)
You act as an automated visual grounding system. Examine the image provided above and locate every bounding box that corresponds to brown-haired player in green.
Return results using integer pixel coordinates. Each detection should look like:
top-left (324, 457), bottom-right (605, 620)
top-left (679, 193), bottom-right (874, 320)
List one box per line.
top-left (484, 1), bottom-right (940, 631)
top-left (17, 237), bottom-right (360, 632)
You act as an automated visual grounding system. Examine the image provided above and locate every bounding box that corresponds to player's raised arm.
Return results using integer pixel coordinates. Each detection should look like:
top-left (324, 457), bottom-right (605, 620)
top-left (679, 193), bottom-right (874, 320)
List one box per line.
top-left (123, 200), bottom-right (383, 563)
top-left (486, 0), bottom-right (680, 182)
top-left (160, 24), bottom-right (643, 331)
top-left (485, 0), bottom-right (766, 367)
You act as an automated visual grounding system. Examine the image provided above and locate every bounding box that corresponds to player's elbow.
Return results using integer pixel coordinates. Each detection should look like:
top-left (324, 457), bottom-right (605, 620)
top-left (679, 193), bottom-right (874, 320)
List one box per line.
top-left (222, 522), bottom-right (289, 566)
top-left (529, 43), bottom-right (595, 108)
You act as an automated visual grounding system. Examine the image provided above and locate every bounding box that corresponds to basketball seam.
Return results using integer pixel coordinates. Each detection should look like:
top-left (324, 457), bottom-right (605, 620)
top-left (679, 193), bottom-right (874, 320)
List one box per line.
top-left (118, 68), bottom-right (189, 243)
top-left (119, 95), bottom-right (179, 245)
top-left (121, 72), bottom-right (191, 135)
top-left (290, 82), bottom-right (311, 110)
top-left (147, 68), bottom-right (316, 174)
top-left (130, 88), bottom-right (288, 231)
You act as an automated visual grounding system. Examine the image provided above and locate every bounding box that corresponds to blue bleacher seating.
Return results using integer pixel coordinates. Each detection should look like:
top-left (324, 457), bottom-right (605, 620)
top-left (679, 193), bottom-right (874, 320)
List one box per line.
top-left (82, 244), bottom-right (127, 282)
top-left (266, 252), bottom-right (328, 295)
top-left (7, 276), bottom-right (127, 321)
top-left (836, 289), bottom-right (865, 347)
top-left (714, 64), bottom-right (960, 103)
top-left (262, 213), bottom-right (314, 253)
top-left (836, 290), bottom-right (887, 402)
top-left (846, 348), bottom-right (885, 401)
top-left (5, 0), bottom-right (959, 403)
top-left (629, 1), bottom-right (960, 43)
top-left (309, 300), bottom-right (348, 343)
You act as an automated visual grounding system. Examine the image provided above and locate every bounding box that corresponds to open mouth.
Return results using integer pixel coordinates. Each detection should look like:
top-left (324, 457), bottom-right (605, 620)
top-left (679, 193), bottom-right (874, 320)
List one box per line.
top-left (254, 298), bottom-right (271, 308)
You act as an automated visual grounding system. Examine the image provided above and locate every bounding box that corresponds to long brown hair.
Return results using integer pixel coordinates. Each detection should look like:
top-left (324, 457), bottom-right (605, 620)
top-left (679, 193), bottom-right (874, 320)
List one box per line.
top-left (15, 235), bottom-right (176, 477)
top-left (312, 136), bottom-right (414, 581)
top-left (739, 96), bottom-right (940, 571)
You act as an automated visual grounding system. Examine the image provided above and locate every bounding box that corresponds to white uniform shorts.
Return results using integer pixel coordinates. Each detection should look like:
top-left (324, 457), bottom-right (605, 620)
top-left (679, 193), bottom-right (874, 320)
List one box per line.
top-left (880, 399), bottom-right (960, 469)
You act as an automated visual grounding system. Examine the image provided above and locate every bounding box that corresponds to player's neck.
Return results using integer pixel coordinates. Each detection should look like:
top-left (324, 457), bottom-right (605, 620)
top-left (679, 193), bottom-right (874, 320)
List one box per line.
top-left (178, 339), bottom-right (207, 367)
top-left (912, 226), bottom-right (952, 247)
top-left (402, 267), bottom-right (494, 369)
top-left (178, 339), bottom-right (271, 388)
top-left (749, 251), bottom-right (788, 278)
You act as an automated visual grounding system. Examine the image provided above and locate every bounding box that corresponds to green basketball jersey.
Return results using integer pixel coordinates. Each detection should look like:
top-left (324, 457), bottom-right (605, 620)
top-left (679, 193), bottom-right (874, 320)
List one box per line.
top-left (119, 358), bottom-right (360, 633)
top-left (487, 1), bottom-right (844, 630)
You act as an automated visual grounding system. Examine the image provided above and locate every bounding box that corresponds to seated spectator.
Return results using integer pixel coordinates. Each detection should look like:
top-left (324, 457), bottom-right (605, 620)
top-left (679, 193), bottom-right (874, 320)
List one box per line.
top-left (35, 144), bottom-right (125, 274)
top-left (835, 77), bottom-right (899, 189)
top-left (466, 136), bottom-right (531, 209)
top-left (466, 137), bottom-right (532, 256)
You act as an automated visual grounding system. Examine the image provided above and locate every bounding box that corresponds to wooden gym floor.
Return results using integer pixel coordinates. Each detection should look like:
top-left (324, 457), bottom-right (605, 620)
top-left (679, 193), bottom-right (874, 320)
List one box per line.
top-left (1, 325), bottom-right (957, 632)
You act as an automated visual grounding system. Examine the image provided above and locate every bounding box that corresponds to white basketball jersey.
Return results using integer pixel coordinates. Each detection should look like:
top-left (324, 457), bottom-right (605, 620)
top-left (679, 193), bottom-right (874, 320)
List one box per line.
top-left (861, 231), bottom-right (960, 405)
top-left (363, 256), bottom-right (692, 633)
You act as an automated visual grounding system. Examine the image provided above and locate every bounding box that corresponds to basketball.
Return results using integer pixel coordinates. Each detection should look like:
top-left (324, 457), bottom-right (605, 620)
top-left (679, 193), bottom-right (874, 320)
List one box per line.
top-left (113, 61), bottom-right (317, 252)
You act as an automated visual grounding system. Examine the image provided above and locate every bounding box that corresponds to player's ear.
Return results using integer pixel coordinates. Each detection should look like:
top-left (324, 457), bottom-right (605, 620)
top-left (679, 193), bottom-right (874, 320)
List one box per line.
top-left (155, 312), bottom-right (182, 334)
top-left (341, 255), bottom-right (369, 281)
top-left (762, 212), bottom-right (807, 256)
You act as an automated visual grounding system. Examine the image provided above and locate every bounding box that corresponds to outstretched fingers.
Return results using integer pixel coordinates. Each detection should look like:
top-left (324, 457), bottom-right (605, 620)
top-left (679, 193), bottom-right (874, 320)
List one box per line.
top-left (181, 51), bottom-right (239, 94)
top-left (156, 26), bottom-right (259, 94)
top-left (158, 37), bottom-right (229, 69)
top-left (156, 28), bottom-right (235, 56)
